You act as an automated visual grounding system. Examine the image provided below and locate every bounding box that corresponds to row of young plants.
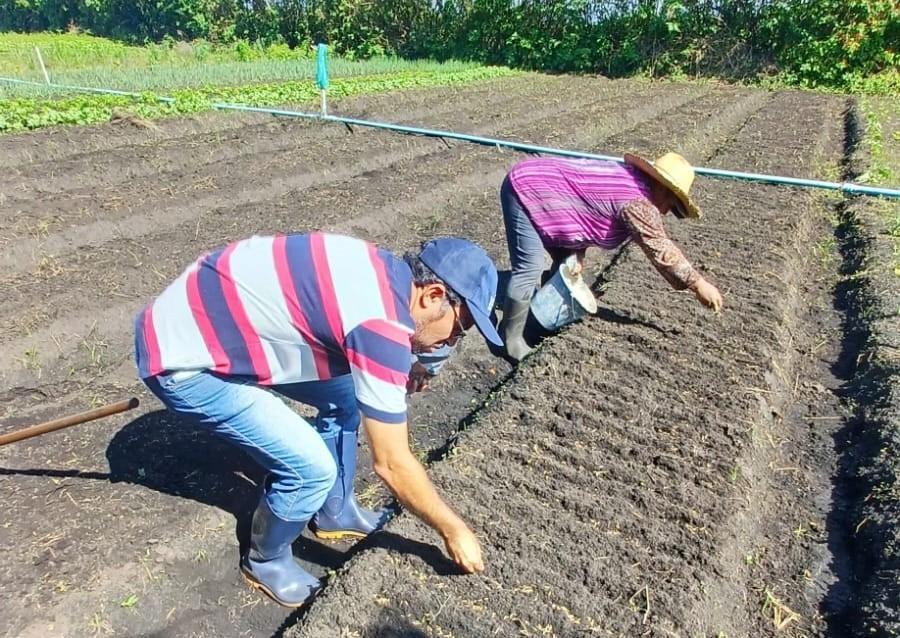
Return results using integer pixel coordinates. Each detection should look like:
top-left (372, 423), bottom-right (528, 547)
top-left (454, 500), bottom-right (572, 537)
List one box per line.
top-left (0, 65), bottom-right (517, 133)
top-left (2, 57), bottom-right (493, 97)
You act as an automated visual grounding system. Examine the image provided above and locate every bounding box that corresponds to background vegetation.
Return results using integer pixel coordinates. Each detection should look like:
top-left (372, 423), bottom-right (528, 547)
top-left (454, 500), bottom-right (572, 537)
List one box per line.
top-left (0, 32), bottom-right (489, 92)
top-left (0, 31), bottom-right (515, 132)
top-left (0, 51), bottom-right (515, 132)
top-left (1, 0), bottom-right (897, 92)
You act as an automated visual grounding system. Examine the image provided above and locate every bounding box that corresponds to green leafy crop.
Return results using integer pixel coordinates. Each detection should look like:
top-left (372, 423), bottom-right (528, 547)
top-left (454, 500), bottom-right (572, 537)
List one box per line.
top-left (0, 66), bottom-right (516, 134)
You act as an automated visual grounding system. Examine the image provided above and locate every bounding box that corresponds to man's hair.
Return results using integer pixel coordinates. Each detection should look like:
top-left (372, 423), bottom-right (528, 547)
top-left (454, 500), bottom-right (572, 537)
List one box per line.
top-left (403, 251), bottom-right (462, 306)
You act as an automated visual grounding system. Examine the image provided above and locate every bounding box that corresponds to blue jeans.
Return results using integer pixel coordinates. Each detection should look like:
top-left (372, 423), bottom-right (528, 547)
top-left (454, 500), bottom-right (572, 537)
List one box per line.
top-left (501, 175), bottom-right (572, 302)
top-left (143, 371), bottom-right (361, 522)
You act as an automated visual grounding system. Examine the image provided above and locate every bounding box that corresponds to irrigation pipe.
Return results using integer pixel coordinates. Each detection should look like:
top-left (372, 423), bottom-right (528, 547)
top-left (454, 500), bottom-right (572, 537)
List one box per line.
top-left (210, 102), bottom-right (900, 199)
top-left (1, 75), bottom-right (897, 199)
top-left (0, 76), bottom-right (176, 103)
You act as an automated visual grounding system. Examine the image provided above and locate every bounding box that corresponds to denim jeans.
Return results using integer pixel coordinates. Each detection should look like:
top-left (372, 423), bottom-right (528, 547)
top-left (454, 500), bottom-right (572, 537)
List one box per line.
top-left (143, 371), bottom-right (362, 522)
top-left (501, 175), bottom-right (572, 303)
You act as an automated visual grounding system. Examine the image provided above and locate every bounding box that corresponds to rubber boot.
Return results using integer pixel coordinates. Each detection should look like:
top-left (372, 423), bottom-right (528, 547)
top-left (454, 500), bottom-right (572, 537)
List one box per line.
top-left (501, 297), bottom-right (533, 362)
top-left (311, 429), bottom-right (389, 540)
top-left (240, 496), bottom-right (320, 608)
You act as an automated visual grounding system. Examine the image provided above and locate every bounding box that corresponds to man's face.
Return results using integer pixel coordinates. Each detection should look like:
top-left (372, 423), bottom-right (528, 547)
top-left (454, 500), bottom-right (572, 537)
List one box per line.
top-left (410, 284), bottom-right (474, 353)
top-left (650, 181), bottom-right (679, 215)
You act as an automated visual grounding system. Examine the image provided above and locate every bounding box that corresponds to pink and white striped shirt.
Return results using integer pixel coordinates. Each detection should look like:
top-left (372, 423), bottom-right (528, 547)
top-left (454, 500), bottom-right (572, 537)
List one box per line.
top-left (134, 233), bottom-right (415, 423)
top-left (508, 158), bottom-right (655, 249)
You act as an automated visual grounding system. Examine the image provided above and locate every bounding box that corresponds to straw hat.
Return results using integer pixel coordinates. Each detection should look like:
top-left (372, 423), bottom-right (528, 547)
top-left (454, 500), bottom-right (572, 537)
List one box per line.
top-left (624, 152), bottom-right (701, 219)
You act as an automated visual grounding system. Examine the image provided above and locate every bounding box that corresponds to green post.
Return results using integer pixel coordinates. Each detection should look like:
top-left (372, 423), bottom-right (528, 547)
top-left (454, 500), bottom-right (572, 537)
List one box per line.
top-left (316, 44), bottom-right (329, 116)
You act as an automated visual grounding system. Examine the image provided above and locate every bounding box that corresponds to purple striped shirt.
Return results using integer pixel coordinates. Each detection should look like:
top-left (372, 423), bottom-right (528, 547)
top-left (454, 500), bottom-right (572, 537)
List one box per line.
top-left (508, 158), bottom-right (654, 249)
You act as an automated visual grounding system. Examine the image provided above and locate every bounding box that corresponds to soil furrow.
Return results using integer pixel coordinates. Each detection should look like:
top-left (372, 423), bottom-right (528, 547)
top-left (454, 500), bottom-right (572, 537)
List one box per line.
top-left (0, 74), bottom-right (571, 200)
top-left (821, 100), bottom-right (900, 636)
top-left (0, 78), bottom-right (870, 638)
top-left (290, 90), bottom-right (848, 638)
top-left (0, 79), bottom-right (728, 638)
top-left (0, 74), bottom-right (548, 170)
top-left (0, 74), bottom-right (656, 223)
top-left (687, 108), bottom-right (845, 638)
top-left (0, 78), bottom-right (677, 274)
top-left (0, 83), bottom-right (718, 394)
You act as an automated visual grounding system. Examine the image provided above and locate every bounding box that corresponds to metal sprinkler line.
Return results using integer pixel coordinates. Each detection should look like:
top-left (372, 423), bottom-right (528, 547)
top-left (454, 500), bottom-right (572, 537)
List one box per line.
top-left (209, 101), bottom-right (900, 200)
top-left (0, 76), bottom-right (176, 103)
top-left (2, 75), bottom-right (898, 199)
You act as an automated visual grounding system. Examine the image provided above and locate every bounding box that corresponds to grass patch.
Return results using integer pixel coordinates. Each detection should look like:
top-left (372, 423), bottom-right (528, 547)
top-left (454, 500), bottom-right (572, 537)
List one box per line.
top-left (860, 99), bottom-right (897, 185)
top-left (858, 95), bottom-right (900, 276)
top-left (1, 32), bottom-right (497, 96)
top-left (2, 32), bottom-right (479, 74)
top-left (0, 32), bottom-right (146, 73)
top-left (849, 69), bottom-right (900, 98)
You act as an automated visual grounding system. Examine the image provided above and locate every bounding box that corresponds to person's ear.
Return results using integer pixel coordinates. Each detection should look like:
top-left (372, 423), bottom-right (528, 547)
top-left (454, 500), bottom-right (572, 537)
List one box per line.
top-left (420, 283), bottom-right (447, 310)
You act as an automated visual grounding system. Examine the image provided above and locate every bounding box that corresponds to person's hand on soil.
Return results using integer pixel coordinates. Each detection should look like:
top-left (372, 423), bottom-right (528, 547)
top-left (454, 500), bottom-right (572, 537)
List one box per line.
top-left (442, 523), bottom-right (485, 573)
top-left (692, 277), bottom-right (723, 312)
top-left (406, 361), bottom-right (433, 395)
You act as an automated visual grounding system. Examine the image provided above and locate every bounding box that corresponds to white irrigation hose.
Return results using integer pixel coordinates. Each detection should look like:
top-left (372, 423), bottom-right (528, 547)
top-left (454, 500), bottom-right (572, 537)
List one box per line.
top-left (2, 76), bottom-right (897, 199)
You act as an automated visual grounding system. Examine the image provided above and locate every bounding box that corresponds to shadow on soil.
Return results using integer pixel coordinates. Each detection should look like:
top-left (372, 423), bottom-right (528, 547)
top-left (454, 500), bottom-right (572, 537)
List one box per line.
top-left (0, 409), bottom-right (471, 638)
top-left (821, 196), bottom-right (869, 632)
top-left (106, 410), bottom-right (414, 577)
top-left (0, 410), bottom-right (357, 570)
top-left (825, 200), bottom-right (900, 634)
top-left (280, 608), bottom-right (430, 638)
top-left (368, 611), bottom-right (431, 638)
top-left (269, 531), bottom-right (463, 637)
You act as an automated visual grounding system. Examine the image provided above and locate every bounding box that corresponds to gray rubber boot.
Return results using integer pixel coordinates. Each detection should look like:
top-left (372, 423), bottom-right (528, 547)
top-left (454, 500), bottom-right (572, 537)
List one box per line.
top-left (240, 496), bottom-right (320, 608)
top-left (500, 298), bottom-right (533, 362)
top-left (311, 429), bottom-right (389, 540)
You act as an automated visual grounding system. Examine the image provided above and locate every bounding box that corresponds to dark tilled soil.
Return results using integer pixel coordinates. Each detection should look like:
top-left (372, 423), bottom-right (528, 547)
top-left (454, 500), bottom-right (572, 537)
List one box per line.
top-left (292, 89), bottom-right (858, 638)
top-left (0, 75), bottom-right (893, 638)
top-left (829, 101), bottom-right (900, 637)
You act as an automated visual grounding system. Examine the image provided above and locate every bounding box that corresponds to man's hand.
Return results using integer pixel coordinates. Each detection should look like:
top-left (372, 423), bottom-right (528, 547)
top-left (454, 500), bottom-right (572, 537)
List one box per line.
top-left (364, 417), bottom-right (486, 573)
top-left (442, 522), bottom-right (485, 573)
top-left (406, 361), bottom-right (433, 395)
top-left (691, 277), bottom-right (723, 312)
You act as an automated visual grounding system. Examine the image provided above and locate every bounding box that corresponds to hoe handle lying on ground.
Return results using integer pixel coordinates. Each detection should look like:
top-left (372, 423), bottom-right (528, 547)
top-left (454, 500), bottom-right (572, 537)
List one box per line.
top-left (0, 397), bottom-right (140, 447)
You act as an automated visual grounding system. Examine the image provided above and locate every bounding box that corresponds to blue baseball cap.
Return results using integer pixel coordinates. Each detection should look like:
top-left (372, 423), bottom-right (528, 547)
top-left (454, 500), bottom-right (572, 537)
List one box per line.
top-left (418, 237), bottom-right (503, 347)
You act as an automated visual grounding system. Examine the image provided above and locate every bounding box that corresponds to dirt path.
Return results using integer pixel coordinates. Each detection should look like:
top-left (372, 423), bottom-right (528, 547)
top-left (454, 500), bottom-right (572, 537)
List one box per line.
top-left (1, 75), bottom-right (891, 637)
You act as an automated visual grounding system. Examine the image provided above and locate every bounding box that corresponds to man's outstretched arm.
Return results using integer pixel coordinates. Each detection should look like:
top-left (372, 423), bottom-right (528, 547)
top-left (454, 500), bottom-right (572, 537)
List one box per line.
top-left (363, 416), bottom-right (484, 573)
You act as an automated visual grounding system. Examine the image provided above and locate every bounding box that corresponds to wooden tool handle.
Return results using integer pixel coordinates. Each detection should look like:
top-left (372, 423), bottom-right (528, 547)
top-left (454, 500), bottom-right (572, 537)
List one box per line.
top-left (0, 397), bottom-right (140, 447)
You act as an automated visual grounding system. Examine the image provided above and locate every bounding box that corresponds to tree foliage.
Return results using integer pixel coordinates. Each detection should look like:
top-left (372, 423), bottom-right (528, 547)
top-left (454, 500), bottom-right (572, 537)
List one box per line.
top-left (1, 0), bottom-right (896, 89)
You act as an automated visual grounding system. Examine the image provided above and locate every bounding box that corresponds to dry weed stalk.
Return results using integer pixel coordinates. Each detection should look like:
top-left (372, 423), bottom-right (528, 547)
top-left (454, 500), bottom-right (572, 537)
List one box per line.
top-left (762, 588), bottom-right (800, 630)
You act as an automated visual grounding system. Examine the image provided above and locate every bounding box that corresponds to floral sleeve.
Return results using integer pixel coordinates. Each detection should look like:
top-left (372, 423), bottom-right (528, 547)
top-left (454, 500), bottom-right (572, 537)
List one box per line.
top-left (621, 199), bottom-right (700, 291)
